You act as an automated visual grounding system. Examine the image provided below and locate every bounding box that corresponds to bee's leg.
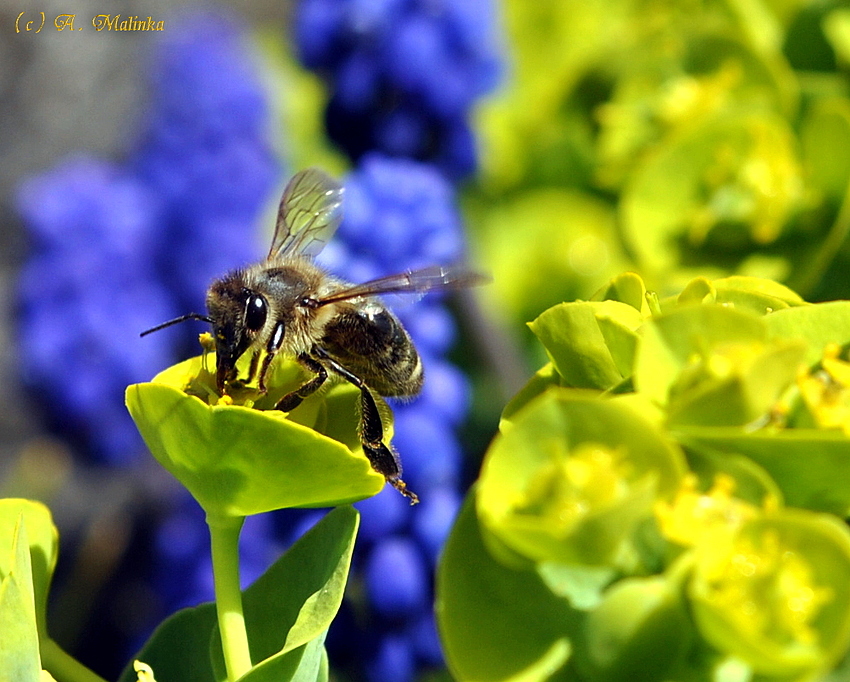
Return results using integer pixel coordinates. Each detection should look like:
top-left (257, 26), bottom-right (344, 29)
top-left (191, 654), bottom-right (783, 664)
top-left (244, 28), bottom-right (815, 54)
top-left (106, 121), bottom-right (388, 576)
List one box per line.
top-left (257, 322), bottom-right (286, 393)
top-left (244, 350), bottom-right (262, 385)
top-left (314, 349), bottom-right (419, 504)
top-left (358, 387), bottom-right (420, 505)
top-left (228, 350), bottom-right (263, 390)
top-left (274, 353), bottom-right (327, 412)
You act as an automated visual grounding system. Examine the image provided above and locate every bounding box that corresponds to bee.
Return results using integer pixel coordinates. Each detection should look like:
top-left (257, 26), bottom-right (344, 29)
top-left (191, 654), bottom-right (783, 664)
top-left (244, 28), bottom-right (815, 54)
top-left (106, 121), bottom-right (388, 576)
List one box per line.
top-left (142, 168), bottom-right (487, 504)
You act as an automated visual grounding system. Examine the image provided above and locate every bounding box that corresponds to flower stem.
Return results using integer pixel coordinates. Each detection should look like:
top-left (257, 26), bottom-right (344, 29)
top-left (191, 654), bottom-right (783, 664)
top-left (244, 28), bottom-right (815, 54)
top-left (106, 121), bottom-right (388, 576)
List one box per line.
top-left (790, 174), bottom-right (850, 298)
top-left (207, 514), bottom-right (252, 681)
top-left (41, 637), bottom-right (109, 682)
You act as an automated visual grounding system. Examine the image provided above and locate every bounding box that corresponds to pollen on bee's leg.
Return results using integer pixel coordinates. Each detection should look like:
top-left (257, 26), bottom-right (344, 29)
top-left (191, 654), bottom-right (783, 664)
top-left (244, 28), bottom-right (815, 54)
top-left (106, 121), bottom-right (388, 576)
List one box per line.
top-left (389, 476), bottom-right (420, 505)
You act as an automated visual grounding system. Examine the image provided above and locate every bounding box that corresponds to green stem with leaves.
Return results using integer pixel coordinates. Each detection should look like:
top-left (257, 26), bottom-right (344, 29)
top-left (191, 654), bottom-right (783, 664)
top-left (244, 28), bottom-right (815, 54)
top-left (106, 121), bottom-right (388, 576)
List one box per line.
top-left (41, 638), bottom-right (109, 682)
top-left (207, 514), bottom-right (251, 681)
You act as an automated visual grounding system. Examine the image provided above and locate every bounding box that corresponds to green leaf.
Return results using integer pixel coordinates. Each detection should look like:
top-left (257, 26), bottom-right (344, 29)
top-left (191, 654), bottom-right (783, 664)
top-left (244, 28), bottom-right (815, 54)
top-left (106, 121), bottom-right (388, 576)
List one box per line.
top-left (239, 632), bottom-right (327, 682)
top-left (678, 427), bottom-right (850, 515)
top-left (765, 301), bottom-right (850, 366)
top-left (478, 390), bottom-right (686, 566)
top-left (126, 359), bottom-right (384, 516)
top-left (0, 499), bottom-right (58, 638)
top-left (0, 515), bottom-right (42, 682)
top-left (122, 507), bottom-right (356, 682)
top-left (117, 604), bottom-right (218, 682)
top-left (227, 506), bottom-right (357, 666)
top-left (529, 301), bottom-right (643, 390)
top-left (436, 491), bottom-right (577, 682)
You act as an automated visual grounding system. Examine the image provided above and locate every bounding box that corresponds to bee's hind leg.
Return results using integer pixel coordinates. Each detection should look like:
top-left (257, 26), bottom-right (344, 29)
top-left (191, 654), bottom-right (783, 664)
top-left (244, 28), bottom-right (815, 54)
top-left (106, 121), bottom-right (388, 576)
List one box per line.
top-left (313, 348), bottom-right (419, 504)
top-left (357, 385), bottom-right (420, 505)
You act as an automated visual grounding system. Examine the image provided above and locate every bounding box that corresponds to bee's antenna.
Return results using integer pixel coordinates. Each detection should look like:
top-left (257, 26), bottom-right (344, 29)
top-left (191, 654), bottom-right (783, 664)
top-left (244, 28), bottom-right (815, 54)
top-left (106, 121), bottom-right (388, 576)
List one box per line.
top-left (140, 313), bottom-right (213, 337)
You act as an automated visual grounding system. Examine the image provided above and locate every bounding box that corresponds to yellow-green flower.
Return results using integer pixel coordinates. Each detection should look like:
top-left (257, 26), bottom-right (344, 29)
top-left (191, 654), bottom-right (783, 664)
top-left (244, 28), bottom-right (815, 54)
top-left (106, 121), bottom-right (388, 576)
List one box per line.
top-left (655, 473), bottom-right (768, 548)
top-left (689, 510), bottom-right (850, 677)
top-left (478, 389), bottom-right (685, 567)
top-left (125, 352), bottom-right (383, 517)
top-left (512, 442), bottom-right (634, 536)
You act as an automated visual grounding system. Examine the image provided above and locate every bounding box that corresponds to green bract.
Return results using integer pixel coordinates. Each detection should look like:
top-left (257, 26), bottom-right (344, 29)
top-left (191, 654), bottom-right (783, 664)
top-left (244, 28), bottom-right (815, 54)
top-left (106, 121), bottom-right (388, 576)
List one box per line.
top-left (576, 575), bottom-right (693, 682)
top-left (673, 276), bottom-right (804, 314)
top-left (636, 305), bottom-right (807, 426)
top-left (679, 428), bottom-right (850, 516)
top-left (126, 354), bottom-right (384, 517)
top-left (528, 300), bottom-right (644, 391)
top-left (621, 112), bottom-right (804, 274)
top-left (0, 499), bottom-right (57, 639)
top-left (437, 494), bottom-right (578, 682)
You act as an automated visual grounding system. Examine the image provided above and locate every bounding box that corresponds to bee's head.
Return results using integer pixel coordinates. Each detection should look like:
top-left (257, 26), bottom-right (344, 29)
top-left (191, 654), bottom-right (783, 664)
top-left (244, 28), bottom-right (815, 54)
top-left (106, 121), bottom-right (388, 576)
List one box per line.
top-left (207, 273), bottom-right (269, 393)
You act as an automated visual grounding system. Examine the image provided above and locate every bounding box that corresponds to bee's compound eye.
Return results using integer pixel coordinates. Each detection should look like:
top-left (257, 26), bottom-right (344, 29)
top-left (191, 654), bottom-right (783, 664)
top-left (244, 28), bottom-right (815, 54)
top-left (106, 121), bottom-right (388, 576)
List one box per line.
top-left (245, 294), bottom-right (267, 331)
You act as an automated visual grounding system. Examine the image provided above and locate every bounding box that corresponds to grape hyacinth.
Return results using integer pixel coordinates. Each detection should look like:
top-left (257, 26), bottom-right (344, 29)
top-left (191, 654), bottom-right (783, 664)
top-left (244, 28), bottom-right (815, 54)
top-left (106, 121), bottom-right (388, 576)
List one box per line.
top-left (16, 10), bottom-right (279, 462)
top-left (130, 9), bottom-right (280, 316)
top-left (293, 0), bottom-right (504, 179)
top-left (16, 156), bottom-right (176, 465)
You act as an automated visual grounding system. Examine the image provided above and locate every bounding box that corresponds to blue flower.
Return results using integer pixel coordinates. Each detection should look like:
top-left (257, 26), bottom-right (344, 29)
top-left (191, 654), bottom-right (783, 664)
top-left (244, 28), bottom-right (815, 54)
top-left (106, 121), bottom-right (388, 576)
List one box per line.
top-left (293, 0), bottom-right (504, 178)
top-left (320, 153), bottom-right (466, 272)
top-left (366, 537), bottom-right (429, 619)
top-left (131, 8), bottom-right (280, 313)
top-left (356, 487), bottom-right (410, 543)
top-left (16, 156), bottom-right (176, 464)
top-left (366, 634), bottom-right (416, 682)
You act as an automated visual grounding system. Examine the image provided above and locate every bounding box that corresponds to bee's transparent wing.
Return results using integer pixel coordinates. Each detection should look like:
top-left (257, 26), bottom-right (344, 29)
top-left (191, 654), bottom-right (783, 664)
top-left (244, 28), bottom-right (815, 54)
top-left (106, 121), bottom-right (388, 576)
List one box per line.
top-left (268, 168), bottom-right (345, 260)
top-left (316, 265), bottom-right (490, 305)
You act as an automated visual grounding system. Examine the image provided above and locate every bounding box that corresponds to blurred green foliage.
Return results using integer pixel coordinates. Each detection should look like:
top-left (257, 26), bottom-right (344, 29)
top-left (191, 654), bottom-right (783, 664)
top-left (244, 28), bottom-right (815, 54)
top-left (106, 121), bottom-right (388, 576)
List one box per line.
top-left (467, 0), bottom-right (850, 337)
top-left (438, 272), bottom-right (850, 682)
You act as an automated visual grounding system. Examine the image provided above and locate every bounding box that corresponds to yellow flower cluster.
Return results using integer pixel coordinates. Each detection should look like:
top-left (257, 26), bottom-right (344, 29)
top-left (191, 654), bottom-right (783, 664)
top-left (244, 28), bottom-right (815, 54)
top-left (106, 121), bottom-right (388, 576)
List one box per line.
top-left (797, 344), bottom-right (850, 434)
